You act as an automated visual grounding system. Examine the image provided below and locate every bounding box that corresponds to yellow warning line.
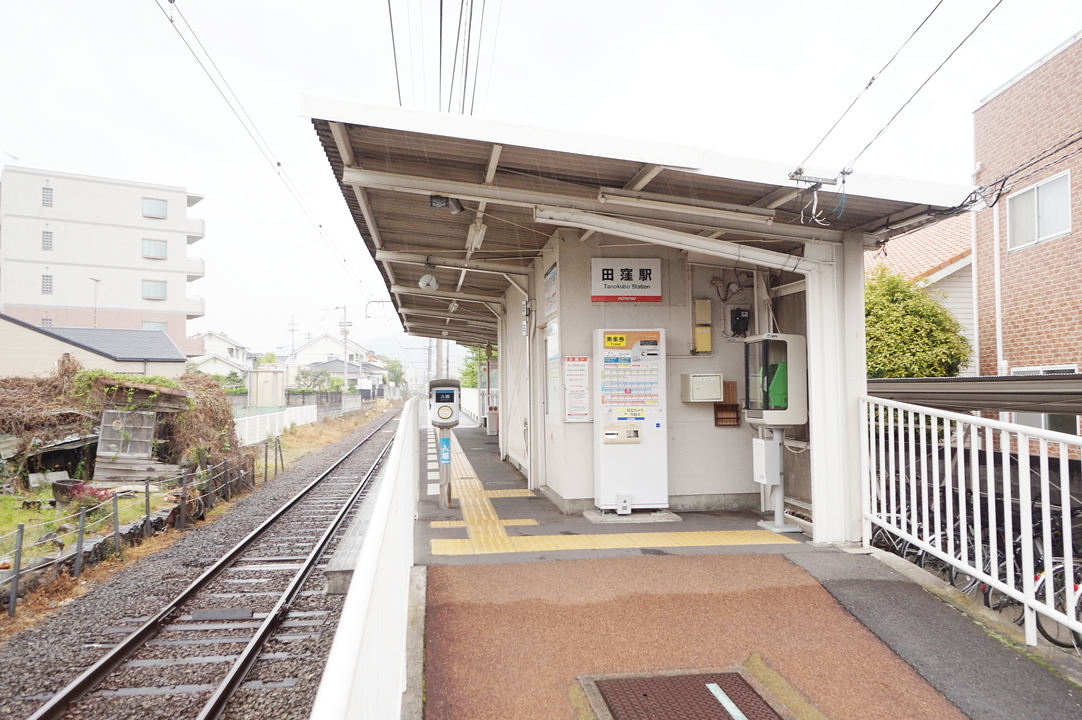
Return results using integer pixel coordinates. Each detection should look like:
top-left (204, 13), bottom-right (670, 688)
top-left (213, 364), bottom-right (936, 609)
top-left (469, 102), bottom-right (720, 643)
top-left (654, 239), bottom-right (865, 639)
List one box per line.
top-left (434, 431), bottom-right (799, 556)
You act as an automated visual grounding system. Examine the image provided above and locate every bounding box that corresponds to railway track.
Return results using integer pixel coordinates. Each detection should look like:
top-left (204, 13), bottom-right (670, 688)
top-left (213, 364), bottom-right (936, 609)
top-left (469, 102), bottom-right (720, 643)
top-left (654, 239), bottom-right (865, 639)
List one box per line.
top-left (25, 409), bottom-right (402, 720)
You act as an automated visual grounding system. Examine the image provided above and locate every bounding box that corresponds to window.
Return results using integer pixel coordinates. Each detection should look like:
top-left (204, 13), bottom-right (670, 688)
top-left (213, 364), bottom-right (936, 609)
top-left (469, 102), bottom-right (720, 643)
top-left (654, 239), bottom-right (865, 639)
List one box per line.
top-left (1008, 173), bottom-right (1070, 249)
top-left (41, 275), bottom-right (53, 294)
top-left (142, 239), bottom-right (168, 259)
top-left (41, 319), bottom-right (52, 327)
top-left (42, 230), bottom-right (53, 251)
top-left (142, 279), bottom-right (167, 299)
top-left (142, 198), bottom-right (168, 218)
top-left (142, 321), bottom-right (167, 331)
top-left (1012, 367), bottom-right (1078, 434)
top-left (42, 187), bottom-right (53, 206)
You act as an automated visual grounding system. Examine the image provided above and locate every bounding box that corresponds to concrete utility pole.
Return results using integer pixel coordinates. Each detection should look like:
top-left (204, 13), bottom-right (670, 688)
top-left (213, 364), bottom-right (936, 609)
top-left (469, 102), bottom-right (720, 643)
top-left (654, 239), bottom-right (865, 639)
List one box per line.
top-left (336, 306), bottom-right (352, 391)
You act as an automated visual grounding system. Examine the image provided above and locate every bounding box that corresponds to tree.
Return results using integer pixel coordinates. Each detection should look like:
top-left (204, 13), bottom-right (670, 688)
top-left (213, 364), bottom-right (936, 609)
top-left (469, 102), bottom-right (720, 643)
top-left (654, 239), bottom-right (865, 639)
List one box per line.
top-left (257, 352), bottom-right (277, 365)
top-left (460, 346), bottom-right (496, 388)
top-left (294, 368), bottom-right (329, 390)
top-left (865, 267), bottom-right (970, 378)
top-left (376, 355), bottom-right (404, 385)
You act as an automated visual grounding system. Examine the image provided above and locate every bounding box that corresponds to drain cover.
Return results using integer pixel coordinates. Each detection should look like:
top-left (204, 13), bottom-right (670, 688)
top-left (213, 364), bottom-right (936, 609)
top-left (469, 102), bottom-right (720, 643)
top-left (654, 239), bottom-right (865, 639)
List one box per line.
top-left (595, 672), bottom-right (783, 720)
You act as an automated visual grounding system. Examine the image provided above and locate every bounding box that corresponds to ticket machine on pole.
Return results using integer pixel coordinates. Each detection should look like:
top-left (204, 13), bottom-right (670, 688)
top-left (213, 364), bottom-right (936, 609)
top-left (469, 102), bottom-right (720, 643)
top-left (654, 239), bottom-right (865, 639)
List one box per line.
top-left (593, 329), bottom-right (668, 513)
top-left (744, 333), bottom-right (806, 532)
top-left (429, 379), bottom-right (461, 510)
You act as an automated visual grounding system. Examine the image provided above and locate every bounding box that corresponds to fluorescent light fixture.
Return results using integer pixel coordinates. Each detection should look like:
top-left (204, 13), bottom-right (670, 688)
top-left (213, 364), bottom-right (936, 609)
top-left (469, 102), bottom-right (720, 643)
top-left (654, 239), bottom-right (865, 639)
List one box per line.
top-left (598, 188), bottom-right (774, 225)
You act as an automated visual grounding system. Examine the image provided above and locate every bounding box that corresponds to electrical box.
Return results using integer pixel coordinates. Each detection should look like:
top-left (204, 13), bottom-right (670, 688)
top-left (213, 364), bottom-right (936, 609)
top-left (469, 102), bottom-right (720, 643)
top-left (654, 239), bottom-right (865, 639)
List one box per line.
top-left (744, 333), bottom-right (807, 427)
top-left (693, 298), bottom-right (712, 325)
top-left (693, 326), bottom-right (712, 353)
top-left (594, 329), bottom-right (668, 512)
top-left (429, 378), bottom-right (461, 429)
top-left (681, 373), bottom-right (724, 402)
top-left (692, 298), bottom-right (712, 353)
top-left (729, 306), bottom-right (750, 339)
top-left (752, 435), bottom-right (782, 485)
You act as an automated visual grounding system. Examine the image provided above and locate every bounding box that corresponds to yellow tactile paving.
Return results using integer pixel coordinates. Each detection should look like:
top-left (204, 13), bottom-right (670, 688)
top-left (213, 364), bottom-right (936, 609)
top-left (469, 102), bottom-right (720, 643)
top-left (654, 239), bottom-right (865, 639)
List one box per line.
top-left (432, 430), bottom-right (800, 556)
top-left (430, 530), bottom-right (799, 556)
top-left (430, 519), bottom-right (539, 528)
top-left (484, 489), bottom-right (536, 498)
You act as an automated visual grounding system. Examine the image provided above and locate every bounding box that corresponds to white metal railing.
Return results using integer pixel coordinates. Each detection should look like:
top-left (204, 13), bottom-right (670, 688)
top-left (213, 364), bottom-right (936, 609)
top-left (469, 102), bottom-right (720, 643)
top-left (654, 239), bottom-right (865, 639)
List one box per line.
top-left (234, 405), bottom-right (318, 446)
top-left (862, 395), bottom-right (1082, 647)
top-left (309, 396), bottom-right (418, 719)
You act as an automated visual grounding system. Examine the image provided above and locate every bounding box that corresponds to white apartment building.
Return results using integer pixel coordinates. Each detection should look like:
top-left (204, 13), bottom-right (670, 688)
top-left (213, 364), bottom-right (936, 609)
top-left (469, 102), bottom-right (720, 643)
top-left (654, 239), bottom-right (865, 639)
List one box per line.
top-left (0, 166), bottom-right (206, 356)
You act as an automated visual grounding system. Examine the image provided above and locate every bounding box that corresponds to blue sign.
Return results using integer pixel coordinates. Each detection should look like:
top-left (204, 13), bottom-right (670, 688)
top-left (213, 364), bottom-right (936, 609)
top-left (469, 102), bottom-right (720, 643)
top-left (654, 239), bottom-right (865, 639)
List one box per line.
top-left (439, 437), bottom-right (451, 465)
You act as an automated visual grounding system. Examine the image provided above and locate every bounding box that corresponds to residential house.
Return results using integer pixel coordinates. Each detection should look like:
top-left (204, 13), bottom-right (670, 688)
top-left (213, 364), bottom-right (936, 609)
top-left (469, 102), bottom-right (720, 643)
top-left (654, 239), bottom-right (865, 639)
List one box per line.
top-left (0, 166), bottom-right (207, 356)
top-left (0, 313), bottom-right (187, 378)
top-left (289, 333), bottom-right (370, 368)
top-left (971, 29), bottom-right (1082, 433)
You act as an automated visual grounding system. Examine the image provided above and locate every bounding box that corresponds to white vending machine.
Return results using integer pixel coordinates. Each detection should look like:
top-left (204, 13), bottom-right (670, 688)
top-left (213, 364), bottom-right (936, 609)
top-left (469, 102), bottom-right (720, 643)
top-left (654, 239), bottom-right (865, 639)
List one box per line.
top-left (593, 328), bottom-right (668, 512)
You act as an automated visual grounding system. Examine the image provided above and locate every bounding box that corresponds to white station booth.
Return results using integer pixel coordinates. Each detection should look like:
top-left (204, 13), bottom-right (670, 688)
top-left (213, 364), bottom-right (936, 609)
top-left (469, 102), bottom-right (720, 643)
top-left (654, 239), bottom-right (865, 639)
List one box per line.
top-left (305, 97), bottom-right (969, 544)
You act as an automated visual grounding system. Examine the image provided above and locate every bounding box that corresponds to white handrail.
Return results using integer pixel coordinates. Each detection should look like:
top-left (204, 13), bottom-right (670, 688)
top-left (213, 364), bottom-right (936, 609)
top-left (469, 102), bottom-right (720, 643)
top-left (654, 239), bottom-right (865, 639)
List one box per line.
top-left (862, 394), bottom-right (1082, 647)
top-left (309, 396), bottom-right (418, 719)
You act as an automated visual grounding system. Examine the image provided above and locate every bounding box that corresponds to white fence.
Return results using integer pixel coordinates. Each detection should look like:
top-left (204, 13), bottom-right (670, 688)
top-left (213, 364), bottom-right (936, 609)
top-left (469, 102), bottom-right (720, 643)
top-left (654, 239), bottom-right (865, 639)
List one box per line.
top-left (862, 395), bottom-right (1082, 647)
top-left (234, 405), bottom-right (317, 446)
top-left (309, 396), bottom-right (418, 719)
top-left (460, 387), bottom-right (481, 423)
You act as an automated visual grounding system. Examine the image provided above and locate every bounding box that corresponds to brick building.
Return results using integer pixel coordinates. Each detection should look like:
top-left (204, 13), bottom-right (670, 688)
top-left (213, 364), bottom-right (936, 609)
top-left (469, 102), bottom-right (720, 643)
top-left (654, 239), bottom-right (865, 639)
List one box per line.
top-left (973, 30), bottom-right (1082, 432)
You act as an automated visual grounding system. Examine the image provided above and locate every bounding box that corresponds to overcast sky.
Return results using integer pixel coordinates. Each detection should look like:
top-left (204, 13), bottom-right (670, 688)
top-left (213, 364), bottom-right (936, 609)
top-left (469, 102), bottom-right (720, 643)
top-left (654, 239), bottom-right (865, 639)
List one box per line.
top-left (3, 1), bottom-right (1081, 373)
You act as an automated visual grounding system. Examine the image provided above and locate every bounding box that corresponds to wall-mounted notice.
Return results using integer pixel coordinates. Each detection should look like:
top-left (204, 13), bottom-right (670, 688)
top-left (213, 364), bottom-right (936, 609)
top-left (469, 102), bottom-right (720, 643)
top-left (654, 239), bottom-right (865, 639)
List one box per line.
top-left (590, 258), bottom-right (661, 302)
top-left (543, 263), bottom-right (558, 318)
top-left (564, 356), bottom-right (591, 422)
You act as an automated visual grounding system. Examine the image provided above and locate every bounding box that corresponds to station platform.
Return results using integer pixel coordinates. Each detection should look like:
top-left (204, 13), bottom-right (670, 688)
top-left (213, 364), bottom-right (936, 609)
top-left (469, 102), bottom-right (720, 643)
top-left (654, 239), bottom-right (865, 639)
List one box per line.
top-left (412, 421), bottom-right (1082, 720)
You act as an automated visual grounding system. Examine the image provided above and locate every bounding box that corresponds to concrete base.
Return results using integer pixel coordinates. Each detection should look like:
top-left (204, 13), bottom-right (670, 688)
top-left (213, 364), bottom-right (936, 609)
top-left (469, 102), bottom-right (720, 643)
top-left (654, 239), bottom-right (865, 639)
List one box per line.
top-left (583, 509), bottom-right (683, 525)
top-left (540, 485), bottom-right (760, 516)
top-left (757, 520), bottom-right (804, 534)
top-left (402, 565), bottom-right (426, 720)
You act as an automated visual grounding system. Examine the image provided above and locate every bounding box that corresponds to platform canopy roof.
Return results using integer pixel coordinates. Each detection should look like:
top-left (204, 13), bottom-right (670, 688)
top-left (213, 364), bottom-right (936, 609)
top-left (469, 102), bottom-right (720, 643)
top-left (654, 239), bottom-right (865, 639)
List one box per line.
top-left (303, 96), bottom-right (970, 348)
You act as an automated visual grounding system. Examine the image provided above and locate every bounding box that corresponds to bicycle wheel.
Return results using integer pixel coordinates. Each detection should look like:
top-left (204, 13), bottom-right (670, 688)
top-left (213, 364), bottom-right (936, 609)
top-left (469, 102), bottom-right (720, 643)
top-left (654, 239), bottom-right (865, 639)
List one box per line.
top-left (1035, 567), bottom-right (1082, 648)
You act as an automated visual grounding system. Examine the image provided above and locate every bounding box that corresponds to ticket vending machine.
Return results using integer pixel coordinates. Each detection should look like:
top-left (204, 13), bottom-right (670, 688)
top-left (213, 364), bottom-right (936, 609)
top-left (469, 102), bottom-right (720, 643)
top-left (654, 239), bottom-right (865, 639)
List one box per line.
top-left (593, 329), bottom-right (668, 513)
top-left (430, 379), bottom-right (461, 510)
top-left (744, 333), bottom-right (806, 533)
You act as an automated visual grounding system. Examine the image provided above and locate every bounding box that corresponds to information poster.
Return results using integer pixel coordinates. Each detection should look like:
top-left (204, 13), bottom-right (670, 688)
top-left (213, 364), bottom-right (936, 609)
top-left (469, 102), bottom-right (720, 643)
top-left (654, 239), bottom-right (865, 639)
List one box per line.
top-left (564, 356), bottom-right (591, 422)
top-left (546, 320), bottom-right (560, 418)
top-left (543, 263), bottom-right (558, 318)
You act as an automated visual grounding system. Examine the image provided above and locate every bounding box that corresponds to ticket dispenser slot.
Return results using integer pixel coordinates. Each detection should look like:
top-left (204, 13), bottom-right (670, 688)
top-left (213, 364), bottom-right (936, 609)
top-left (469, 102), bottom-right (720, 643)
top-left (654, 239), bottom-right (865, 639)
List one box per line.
top-left (603, 422), bottom-right (641, 444)
top-left (593, 329), bottom-right (668, 511)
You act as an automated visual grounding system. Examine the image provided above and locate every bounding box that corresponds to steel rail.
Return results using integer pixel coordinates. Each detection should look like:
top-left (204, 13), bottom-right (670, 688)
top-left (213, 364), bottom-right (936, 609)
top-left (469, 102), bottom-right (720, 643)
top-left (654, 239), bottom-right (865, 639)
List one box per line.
top-left (28, 409), bottom-right (402, 720)
top-left (197, 434), bottom-right (395, 719)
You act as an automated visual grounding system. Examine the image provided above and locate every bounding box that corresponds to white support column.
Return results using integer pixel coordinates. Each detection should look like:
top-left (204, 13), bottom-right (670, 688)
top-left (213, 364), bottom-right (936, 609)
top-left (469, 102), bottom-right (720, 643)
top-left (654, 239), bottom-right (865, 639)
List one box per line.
top-left (803, 236), bottom-right (863, 544)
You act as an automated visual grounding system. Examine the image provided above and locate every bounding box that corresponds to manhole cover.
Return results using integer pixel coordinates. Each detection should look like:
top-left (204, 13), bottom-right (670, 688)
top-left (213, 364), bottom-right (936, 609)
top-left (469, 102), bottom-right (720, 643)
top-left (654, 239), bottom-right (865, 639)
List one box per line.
top-left (594, 672), bottom-right (784, 720)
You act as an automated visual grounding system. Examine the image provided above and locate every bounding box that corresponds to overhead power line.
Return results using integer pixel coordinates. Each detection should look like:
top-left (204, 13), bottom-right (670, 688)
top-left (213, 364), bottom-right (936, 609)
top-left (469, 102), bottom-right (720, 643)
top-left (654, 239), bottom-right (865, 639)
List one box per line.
top-left (799, 0), bottom-right (944, 169)
top-left (844, 0), bottom-right (1004, 172)
top-left (387, 0), bottom-right (404, 106)
top-left (152, 0), bottom-right (373, 299)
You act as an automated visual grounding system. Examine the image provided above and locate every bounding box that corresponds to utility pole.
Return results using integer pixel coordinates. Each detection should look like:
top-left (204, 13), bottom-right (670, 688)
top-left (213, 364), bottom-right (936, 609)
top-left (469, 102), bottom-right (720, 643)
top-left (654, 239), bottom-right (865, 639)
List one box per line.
top-left (435, 339), bottom-right (444, 380)
top-left (89, 278), bottom-right (100, 327)
top-left (287, 316), bottom-right (298, 356)
top-left (335, 306), bottom-right (352, 391)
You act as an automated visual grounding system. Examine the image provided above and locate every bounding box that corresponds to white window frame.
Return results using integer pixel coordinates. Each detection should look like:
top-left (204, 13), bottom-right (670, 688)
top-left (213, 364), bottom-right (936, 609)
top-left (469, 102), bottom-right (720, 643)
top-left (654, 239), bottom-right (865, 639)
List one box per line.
top-left (142, 238), bottom-right (168, 259)
top-left (142, 279), bottom-right (167, 300)
top-left (42, 187), bottom-right (53, 207)
top-left (1011, 365), bottom-right (1078, 434)
top-left (142, 321), bottom-right (168, 331)
top-left (41, 275), bottom-right (53, 294)
top-left (1007, 171), bottom-right (1071, 251)
top-left (142, 198), bottom-right (168, 219)
top-left (42, 230), bottom-right (53, 251)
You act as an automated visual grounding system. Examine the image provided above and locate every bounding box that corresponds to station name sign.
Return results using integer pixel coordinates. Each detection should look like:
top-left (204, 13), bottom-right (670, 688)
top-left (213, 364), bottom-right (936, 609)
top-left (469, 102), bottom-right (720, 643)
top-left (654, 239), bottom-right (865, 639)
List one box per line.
top-left (590, 258), bottom-right (661, 302)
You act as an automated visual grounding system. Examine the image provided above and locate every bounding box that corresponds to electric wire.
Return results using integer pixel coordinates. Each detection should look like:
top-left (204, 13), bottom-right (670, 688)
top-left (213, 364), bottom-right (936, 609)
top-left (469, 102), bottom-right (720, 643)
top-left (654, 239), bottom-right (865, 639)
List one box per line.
top-left (406, 0), bottom-right (417, 107)
top-left (479, 0), bottom-right (504, 117)
top-left (460, 0), bottom-right (475, 114)
top-left (799, 0), bottom-right (944, 168)
top-left (447, 0), bottom-right (466, 112)
top-left (387, 0), bottom-right (404, 106)
top-left (469, 0), bottom-right (487, 115)
top-left (845, 0), bottom-right (1004, 172)
top-left (439, 0), bottom-right (444, 110)
top-left (152, 0), bottom-right (374, 299)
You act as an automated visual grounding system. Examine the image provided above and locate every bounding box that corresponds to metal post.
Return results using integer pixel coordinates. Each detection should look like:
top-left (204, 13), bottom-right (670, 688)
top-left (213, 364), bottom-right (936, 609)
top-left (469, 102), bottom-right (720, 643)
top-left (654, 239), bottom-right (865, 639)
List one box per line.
top-left (278, 437), bottom-right (285, 471)
top-left (144, 478), bottom-right (151, 539)
top-left (8, 524), bottom-right (24, 617)
top-left (274, 437), bottom-right (279, 476)
top-left (264, 441), bottom-right (269, 484)
top-left (224, 460), bottom-right (232, 501)
top-left (73, 508), bottom-right (87, 578)
top-left (438, 427), bottom-right (452, 510)
top-left (179, 465), bottom-right (190, 529)
top-left (222, 457), bottom-right (229, 499)
top-left (112, 494), bottom-right (121, 556)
